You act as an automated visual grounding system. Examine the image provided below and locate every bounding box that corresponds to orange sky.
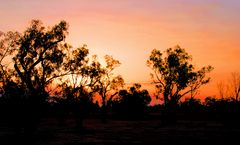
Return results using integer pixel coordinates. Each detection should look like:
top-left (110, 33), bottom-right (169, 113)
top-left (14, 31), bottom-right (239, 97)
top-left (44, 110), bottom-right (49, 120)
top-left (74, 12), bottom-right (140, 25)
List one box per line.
top-left (1, 0), bottom-right (240, 103)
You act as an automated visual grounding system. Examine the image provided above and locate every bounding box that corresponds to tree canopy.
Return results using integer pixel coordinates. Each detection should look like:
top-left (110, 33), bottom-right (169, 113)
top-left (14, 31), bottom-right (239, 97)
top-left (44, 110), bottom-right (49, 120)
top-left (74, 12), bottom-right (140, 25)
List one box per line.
top-left (12, 20), bottom-right (69, 102)
top-left (118, 83), bottom-right (151, 113)
top-left (93, 55), bottom-right (124, 108)
top-left (147, 46), bottom-right (213, 106)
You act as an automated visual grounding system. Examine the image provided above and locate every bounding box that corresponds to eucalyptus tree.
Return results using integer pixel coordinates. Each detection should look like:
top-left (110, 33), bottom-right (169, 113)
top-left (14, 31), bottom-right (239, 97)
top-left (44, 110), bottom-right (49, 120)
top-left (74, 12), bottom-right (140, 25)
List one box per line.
top-left (147, 46), bottom-right (213, 107)
top-left (13, 20), bottom-right (69, 102)
top-left (93, 55), bottom-right (124, 121)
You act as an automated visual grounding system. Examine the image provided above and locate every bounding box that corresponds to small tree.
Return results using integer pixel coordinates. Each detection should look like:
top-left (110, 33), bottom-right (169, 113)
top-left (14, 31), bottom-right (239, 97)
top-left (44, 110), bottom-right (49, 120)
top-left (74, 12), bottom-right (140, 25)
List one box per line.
top-left (147, 46), bottom-right (213, 108)
top-left (217, 81), bottom-right (229, 99)
top-left (230, 72), bottom-right (240, 103)
top-left (216, 72), bottom-right (240, 103)
top-left (118, 83), bottom-right (151, 116)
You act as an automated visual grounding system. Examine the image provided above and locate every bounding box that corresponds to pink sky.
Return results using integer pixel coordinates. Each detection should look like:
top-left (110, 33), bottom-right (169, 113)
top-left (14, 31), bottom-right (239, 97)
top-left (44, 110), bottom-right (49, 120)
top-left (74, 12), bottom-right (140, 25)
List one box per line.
top-left (1, 0), bottom-right (240, 102)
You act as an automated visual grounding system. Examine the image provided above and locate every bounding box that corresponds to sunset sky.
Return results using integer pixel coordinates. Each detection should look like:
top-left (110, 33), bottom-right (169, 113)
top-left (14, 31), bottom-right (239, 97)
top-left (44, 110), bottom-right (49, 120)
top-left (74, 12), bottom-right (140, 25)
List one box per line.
top-left (1, 0), bottom-right (240, 103)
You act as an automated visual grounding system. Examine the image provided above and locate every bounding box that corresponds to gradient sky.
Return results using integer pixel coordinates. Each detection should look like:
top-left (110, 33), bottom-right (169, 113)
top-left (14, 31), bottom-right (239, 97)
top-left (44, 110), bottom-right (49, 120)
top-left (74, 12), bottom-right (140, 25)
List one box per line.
top-left (1, 0), bottom-right (240, 103)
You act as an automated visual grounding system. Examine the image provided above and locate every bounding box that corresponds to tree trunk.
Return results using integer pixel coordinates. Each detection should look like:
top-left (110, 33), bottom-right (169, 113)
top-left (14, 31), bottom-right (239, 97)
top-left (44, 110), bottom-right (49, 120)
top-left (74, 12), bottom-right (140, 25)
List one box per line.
top-left (161, 97), bottom-right (178, 126)
top-left (101, 95), bottom-right (107, 123)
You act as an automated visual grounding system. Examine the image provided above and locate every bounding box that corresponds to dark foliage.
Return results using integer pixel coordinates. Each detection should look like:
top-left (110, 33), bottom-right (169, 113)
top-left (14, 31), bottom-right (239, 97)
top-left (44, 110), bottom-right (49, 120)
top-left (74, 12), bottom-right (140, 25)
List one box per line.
top-left (109, 83), bottom-right (151, 119)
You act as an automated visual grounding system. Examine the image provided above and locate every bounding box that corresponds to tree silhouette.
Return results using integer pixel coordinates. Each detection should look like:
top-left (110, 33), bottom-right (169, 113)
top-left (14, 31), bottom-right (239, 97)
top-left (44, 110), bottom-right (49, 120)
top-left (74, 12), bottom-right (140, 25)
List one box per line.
top-left (13, 20), bottom-right (69, 103)
top-left (217, 81), bottom-right (228, 99)
top-left (57, 46), bottom-right (103, 129)
top-left (147, 46), bottom-right (213, 107)
top-left (117, 83), bottom-right (151, 118)
top-left (230, 72), bottom-right (240, 103)
top-left (216, 72), bottom-right (240, 102)
top-left (1, 20), bottom-right (69, 134)
top-left (147, 46), bottom-right (213, 124)
top-left (0, 31), bottom-right (20, 94)
top-left (0, 31), bottom-right (29, 133)
top-left (93, 55), bottom-right (124, 122)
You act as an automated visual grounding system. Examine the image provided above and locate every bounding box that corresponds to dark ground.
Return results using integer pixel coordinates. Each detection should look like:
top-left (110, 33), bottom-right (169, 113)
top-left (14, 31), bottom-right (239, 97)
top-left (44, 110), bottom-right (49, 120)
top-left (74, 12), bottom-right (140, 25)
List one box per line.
top-left (0, 115), bottom-right (240, 145)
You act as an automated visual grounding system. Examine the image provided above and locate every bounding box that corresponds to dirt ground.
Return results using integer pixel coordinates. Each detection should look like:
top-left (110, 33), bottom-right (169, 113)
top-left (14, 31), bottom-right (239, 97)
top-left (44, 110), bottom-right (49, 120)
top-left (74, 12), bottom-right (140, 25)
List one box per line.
top-left (0, 117), bottom-right (239, 145)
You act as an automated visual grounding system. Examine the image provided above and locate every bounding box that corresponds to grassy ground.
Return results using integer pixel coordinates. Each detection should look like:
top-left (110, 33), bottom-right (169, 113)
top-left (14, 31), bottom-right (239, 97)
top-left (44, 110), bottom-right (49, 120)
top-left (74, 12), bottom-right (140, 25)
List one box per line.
top-left (0, 116), bottom-right (240, 145)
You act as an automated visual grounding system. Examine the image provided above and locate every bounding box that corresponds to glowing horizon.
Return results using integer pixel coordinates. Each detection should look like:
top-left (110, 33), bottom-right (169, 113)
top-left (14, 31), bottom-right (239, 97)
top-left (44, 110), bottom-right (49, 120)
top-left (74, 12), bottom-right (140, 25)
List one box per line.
top-left (1, 0), bottom-right (240, 103)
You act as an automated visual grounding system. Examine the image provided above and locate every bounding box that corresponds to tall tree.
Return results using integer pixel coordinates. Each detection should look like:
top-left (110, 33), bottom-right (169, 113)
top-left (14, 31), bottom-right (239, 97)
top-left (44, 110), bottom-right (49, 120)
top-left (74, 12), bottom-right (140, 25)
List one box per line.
top-left (13, 20), bottom-right (69, 102)
top-left (93, 55), bottom-right (124, 121)
top-left (147, 46), bottom-right (213, 107)
top-left (58, 46), bottom-right (103, 129)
